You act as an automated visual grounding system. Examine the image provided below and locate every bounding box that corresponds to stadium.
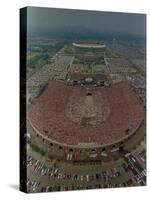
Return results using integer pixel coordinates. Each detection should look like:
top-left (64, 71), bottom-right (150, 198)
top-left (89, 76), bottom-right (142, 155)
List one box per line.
top-left (28, 79), bottom-right (144, 162)
top-left (73, 41), bottom-right (106, 51)
top-left (72, 41), bottom-right (106, 62)
top-left (26, 39), bottom-right (146, 191)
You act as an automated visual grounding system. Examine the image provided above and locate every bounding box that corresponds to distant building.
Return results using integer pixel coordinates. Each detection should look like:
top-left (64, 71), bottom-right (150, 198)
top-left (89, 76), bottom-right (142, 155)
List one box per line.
top-left (72, 41), bottom-right (106, 62)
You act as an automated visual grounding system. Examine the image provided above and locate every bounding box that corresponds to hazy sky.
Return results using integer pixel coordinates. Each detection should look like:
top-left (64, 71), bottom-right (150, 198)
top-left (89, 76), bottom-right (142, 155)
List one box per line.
top-left (27, 7), bottom-right (146, 38)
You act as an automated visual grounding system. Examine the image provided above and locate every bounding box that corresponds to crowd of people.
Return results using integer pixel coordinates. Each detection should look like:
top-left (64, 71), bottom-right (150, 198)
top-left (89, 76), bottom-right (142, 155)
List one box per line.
top-left (28, 80), bottom-right (144, 146)
top-left (106, 58), bottom-right (132, 74)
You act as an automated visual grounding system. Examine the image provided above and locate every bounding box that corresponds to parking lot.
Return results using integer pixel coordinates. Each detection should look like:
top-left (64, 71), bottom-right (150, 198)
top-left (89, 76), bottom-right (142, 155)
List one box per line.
top-left (26, 143), bottom-right (146, 193)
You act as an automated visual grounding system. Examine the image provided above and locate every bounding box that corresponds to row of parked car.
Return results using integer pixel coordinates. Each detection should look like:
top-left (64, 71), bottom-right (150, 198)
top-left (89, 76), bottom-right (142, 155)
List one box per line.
top-left (27, 177), bottom-right (135, 193)
top-left (26, 153), bottom-right (138, 193)
top-left (27, 154), bottom-right (58, 177)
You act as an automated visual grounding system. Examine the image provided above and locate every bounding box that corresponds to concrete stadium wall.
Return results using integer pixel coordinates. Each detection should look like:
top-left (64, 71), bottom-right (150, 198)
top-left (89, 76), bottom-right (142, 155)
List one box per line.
top-left (27, 120), bottom-right (145, 162)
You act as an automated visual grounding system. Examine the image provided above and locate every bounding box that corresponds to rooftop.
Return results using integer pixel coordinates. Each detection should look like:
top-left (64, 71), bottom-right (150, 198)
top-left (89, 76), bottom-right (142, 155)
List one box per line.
top-left (73, 42), bottom-right (106, 49)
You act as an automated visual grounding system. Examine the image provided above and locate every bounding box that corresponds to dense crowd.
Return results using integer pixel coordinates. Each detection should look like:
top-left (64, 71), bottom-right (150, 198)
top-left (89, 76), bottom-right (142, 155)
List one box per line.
top-left (106, 58), bottom-right (132, 74)
top-left (27, 55), bottom-right (74, 102)
top-left (28, 80), bottom-right (144, 145)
